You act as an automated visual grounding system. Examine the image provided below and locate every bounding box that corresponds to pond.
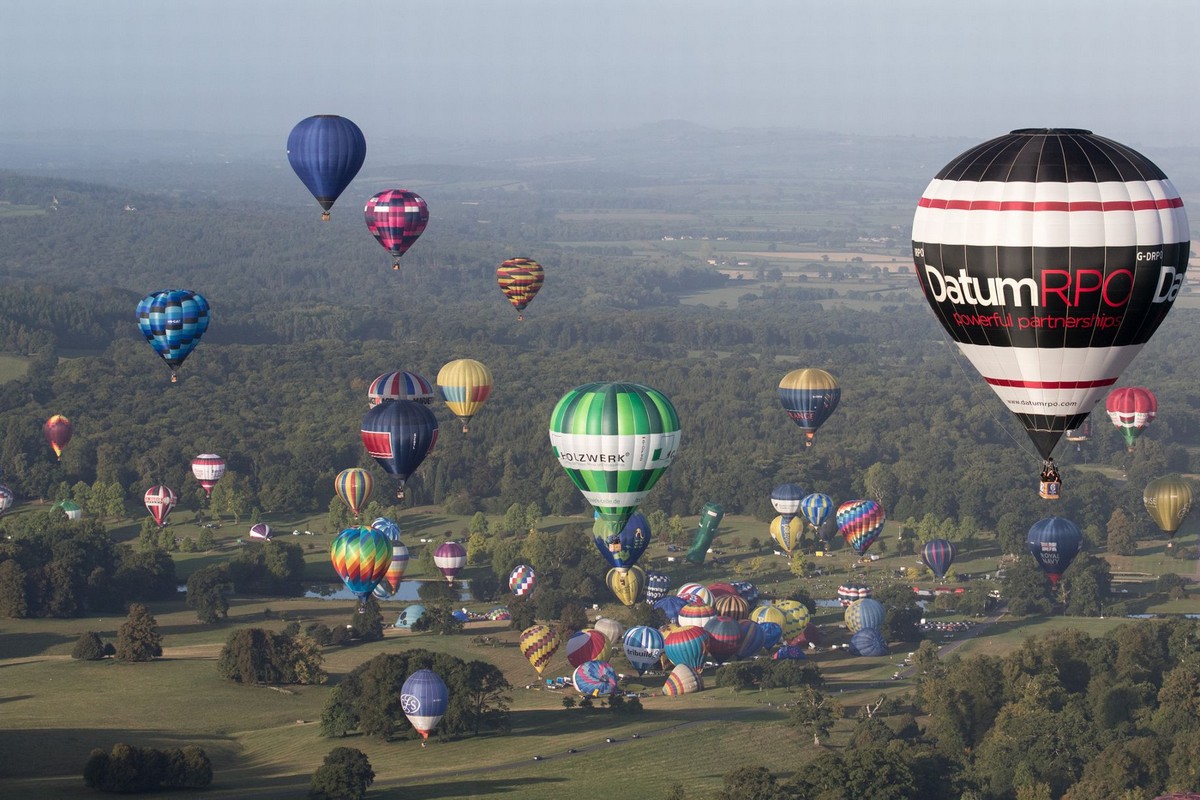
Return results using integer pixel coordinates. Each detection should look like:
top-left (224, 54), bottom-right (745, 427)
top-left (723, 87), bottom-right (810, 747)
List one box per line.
top-left (304, 581), bottom-right (472, 602)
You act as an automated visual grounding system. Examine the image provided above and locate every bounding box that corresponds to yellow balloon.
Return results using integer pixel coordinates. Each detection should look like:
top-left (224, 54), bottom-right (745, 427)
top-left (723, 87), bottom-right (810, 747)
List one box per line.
top-left (606, 566), bottom-right (646, 606)
top-left (769, 515), bottom-right (802, 554)
top-left (437, 359), bottom-right (493, 433)
top-left (1144, 476), bottom-right (1194, 537)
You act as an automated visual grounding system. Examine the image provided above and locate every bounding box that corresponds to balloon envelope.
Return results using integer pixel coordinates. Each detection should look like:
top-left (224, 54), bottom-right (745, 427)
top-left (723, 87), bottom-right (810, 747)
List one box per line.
top-left (566, 629), bottom-right (609, 668)
top-left (572, 660), bottom-right (619, 697)
top-left (849, 627), bottom-right (889, 657)
top-left (549, 382), bottom-right (681, 535)
top-left (1144, 476), bottom-right (1193, 536)
top-left (606, 566), bottom-right (645, 606)
top-left (191, 454), bottom-right (226, 499)
top-left (844, 598), bottom-right (886, 633)
top-left (136, 290), bottom-right (209, 380)
top-left (400, 669), bottom-right (448, 740)
top-left (770, 515), bottom-right (803, 554)
top-left (248, 523), bottom-right (271, 541)
top-left (623, 625), bottom-right (665, 675)
top-left (361, 400), bottom-right (438, 498)
top-left (144, 485), bottom-right (177, 527)
top-left (704, 616), bottom-right (743, 661)
top-left (330, 526), bottom-right (391, 599)
top-left (736, 619), bottom-right (766, 659)
top-left (368, 371), bottom-right (435, 407)
top-left (437, 359), bottom-right (493, 432)
top-left (921, 539), bottom-right (957, 579)
top-left (0, 484), bottom-right (14, 516)
top-left (519, 624), bottom-right (559, 675)
top-left (43, 415), bottom-right (72, 459)
top-left (1026, 517), bottom-right (1083, 585)
top-left (800, 493), bottom-right (834, 528)
top-left (334, 468), bottom-right (373, 518)
top-left (286, 115), bottom-right (365, 218)
top-left (771, 483), bottom-right (805, 518)
top-left (686, 502), bottom-right (724, 564)
top-left (509, 564), bottom-right (537, 596)
top-left (1106, 387), bottom-right (1158, 451)
top-left (837, 499), bottom-right (886, 556)
top-left (497, 257), bottom-right (545, 318)
top-left (663, 626), bottom-right (708, 669)
top-left (778, 368), bottom-right (840, 446)
top-left (645, 571), bottom-right (672, 602)
top-left (433, 542), bottom-right (466, 583)
top-left (662, 664), bottom-right (703, 696)
top-left (912, 129), bottom-right (1189, 459)
top-left (594, 512), bottom-right (651, 570)
top-left (653, 595), bottom-right (687, 624)
top-left (364, 189), bottom-right (429, 267)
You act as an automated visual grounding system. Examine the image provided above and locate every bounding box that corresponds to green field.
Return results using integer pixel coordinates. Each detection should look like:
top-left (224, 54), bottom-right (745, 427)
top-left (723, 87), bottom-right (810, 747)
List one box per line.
top-left (1, 506), bottom-right (1197, 797)
top-left (0, 353), bottom-right (31, 383)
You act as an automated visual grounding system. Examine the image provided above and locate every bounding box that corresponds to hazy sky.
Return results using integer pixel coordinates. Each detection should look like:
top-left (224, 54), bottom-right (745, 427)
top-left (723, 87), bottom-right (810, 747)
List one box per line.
top-left (3, 0), bottom-right (1198, 149)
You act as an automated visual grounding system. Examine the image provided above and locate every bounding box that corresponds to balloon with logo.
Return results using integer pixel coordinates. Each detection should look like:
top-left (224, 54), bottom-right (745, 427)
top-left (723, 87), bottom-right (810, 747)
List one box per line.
top-left (769, 514), bottom-right (802, 555)
top-left (507, 564), bottom-right (536, 596)
top-left (437, 359), bottom-right (493, 434)
top-left (136, 290), bottom-right (210, 382)
top-left (286, 115), bottom-right (366, 220)
top-left (837, 499), bottom-right (885, 556)
top-left (364, 189), bottom-right (429, 269)
top-left (361, 400), bottom-right (439, 500)
top-left (44, 415), bottom-right (73, 460)
top-left (144, 485), bottom-right (177, 527)
top-left (594, 511), bottom-right (651, 570)
top-left (549, 382), bottom-right (681, 538)
top-left (496, 257), bottom-right (545, 320)
top-left (519, 625), bottom-right (560, 675)
top-left (334, 468), bottom-right (373, 520)
top-left (330, 525), bottom-right (391, 607)
top-left (771, 482), bottom-right (804, 521)
top-left (1144, 476), bottom-right (1194, 540)
top-left (433, 541), bottom-right (466, 584)
top-left (622, 626), bottom-right (665, 675)
top-left (912, 129), bottom-right (1188, 463)
top-left (921, 539), bottom-right (957, 580)
top-left (401, 669), bottom-right (448, 745)
top-left (1026, 516), bottom-right (1083, 586)
top-left (778, 368), bottom-right (840, 448)
top-left (1106, 387), bottom-right (1157, 452)
top-left (645, 571), bottom-right (672, 603)
top-left (572, 660), bottom-right (619, 697)
top-left (368, 371), bottom-right (436, 407)
top-left (606, 565), bottom-right (646, 606)
top-left (191, 454), bottom-right (225, 500)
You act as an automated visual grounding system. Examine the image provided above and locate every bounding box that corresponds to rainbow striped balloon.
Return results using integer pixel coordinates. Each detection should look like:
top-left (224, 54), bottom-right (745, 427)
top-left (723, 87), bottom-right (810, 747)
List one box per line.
top-left (836, 499), bottom-right (886, 556)
top-left (330, 526), bottom-right (391, 600)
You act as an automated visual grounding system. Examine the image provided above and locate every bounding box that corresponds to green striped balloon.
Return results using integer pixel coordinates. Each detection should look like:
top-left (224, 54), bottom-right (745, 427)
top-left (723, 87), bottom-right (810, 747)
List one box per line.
top-left (549, 382), bottom-right (681, 534)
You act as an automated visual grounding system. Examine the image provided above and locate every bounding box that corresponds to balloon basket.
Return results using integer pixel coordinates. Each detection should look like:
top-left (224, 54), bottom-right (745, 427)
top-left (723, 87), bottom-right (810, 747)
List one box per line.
top-left (321, 212), bottom-right (331, 221)
top-left (170, 373), bottom-right (178, 383)
top-left (1039, 481), bottom-right (1061, 500)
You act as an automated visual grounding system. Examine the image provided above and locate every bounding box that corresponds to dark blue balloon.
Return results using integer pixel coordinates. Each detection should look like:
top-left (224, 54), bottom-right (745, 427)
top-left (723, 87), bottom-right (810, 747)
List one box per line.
top-left (287, 115), bottom-right (366, 217)
top-left (645, 571), bottom-right (671, 602)
top-left (653, 595), bottom-right (687, 624)
top-left (361, 400), bottom-right (438, 499)
top-left (758, 621), bottom-right (783, 649)
top-left (849, 627), bottom-right (889, 657)
top-left (1026, 517), bottom-right (1082, 585)
top-left (771, 483), bottom-right (805, 520)
top-left (773, 644), bottom-right (808, 660)
top-left (593, 512), bottom-right (651, 569)
top-left (400, 668), bottom-right (448, 741)
top-left (921, 539), bottom-right (957, 580)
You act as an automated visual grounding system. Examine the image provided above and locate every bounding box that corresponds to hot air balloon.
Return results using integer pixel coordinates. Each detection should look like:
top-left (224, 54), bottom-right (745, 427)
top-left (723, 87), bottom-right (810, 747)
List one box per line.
top-left (361, 400), bottom-right (438, 500)
top-left (772, 599), bottom-right (812, 642)
top-left (735, 619), bottom-right (766, 660)
top-left (912, 129), bottom-right (1188, 468)
top-left (368, 371), bottom-right (436, 407)
top-left (566, 629), bottom-right (609, 668)
top-left (594, 512), bottom-right (651, 570)
top-left (55, 499), bottom-right (82, 520)
top-left (758, 621), bottom-right (783, 650)
top-left (686, 502), bottom-right (724, 565)
top-left (606, 565), bottom-right (646, 606)
top-left (497, 257), bottom-right (545, 320)
top-left (44, 415), bottom-right (72, 460)
top-left (437, 359), bottom-right (493, 433)
top-left (678, 602), bottom-right (716, 631)
top-left (676, 583), bottom-right (714, 606)
top-left (769, 514), bottom-right (802, 555)
top-left (837, 499), bottom-right (885, 556)
top-left (549, 382), bottom-right (681, 536)
top-left (0, 484), bottom-right (14, 517)
top-left (653, 595), bottom-right (687, 624)
top-left (1106, 387), bottom-right (1158, 451)
top-left (334, 468), bottom-right (373, 519)
top-left (646, 571), bottom-right (672, 603)
top-left (623, 626), bottom-right (665, 675)
top-left (778, 368), bottom-right (840, 447)
top-left (371, 517), bottom-right (408, 598)
top-left (706, 581), bottom-right (737, 598)
top-left (773, 645), bottom-right (808, 661)
top-left (713, 593), bottom-right (749, 621)
top-left (1026, 517), bottom-right (1083, 586)
top-left (135, 290), bottom-right (209, 382)
top-left (286, 115), bottom-right (366, 220)
top-left (191, 454), bottom-right (225, 500)
top-left (662, 664), bottom-right (703, 696)
top-left (731, 581), bottom-right (760, 605)
top-left (396, 604), bottom-right (425, 629)
top-left (572, 660), bottom-right (619, 697)
top-left (519, 625), bottom-right (559, 675)
top-left (1144, 476), bottom-right (1194, 539)
top-left (509, 564), bottom-right (537, 596)
top-left (143, 486), bottom-right (177, 527)
top-left (771, 483), bottom-right (804, 520)
top-left (1064, 417), bottom-right (1093, 443)
top-left (663, 626), bottom-right (708, 670)
top-left (849, 628), bottom-right (889, 657)
top-left (433, 541), bottom-right (466, 584)
top-left (248, 523), bottom-right (271, 541)
top-left (364, 189), bottom-right (429, 269)
top-left (331, 525), bottom-right (392, 604)
top-left (800, 493), bottom-right (834, 530)
top-left (594, 617), bottom-right (625, 648)
top-left (704, 616), bottom-right (743, 662)
top-left (401, 669), bottom-right (448, 745)
top-left (837, 581), bottom-right (872, 606)
top-left (921, 539), bottom-right (957, 580)
top-left (844, 598), bottom-right (886, 633)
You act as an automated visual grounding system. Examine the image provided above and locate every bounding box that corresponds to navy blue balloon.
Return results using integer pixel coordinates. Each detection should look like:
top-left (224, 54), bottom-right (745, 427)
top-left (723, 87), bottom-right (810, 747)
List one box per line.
top-left (1026, 517), bottom-right (1083, 585)
top-left (921, 539), bottom-right (957, 580)
top-left (287, 115), bottom-right (366, 218)
top-left (645, 571), bottom-right (671, 602)
top-left (361, 400), bottom-right (439, 499)
top-left (758, 621), bottom-right (783, 649)
top-left (593, 512), bottom-right (651, 569)
top-left (773, 644), bottom-right (808, 660)
top-left (849, 627), bottom-right (889, 657)
top-left (770, 483), bottom-right (805, 520)
top-left (653, 595), bottom-right (687, 624)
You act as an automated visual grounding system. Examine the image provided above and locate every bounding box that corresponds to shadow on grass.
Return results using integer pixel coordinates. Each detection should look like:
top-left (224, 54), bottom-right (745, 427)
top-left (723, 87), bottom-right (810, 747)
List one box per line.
top-left (0, 727), bottom-right (239, 780)
top-left (0, 631), bottom-right (74, 659)
top-left (375, 777), bottom-right (566, 799)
